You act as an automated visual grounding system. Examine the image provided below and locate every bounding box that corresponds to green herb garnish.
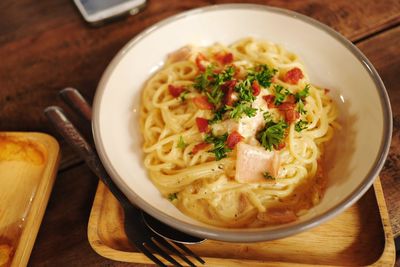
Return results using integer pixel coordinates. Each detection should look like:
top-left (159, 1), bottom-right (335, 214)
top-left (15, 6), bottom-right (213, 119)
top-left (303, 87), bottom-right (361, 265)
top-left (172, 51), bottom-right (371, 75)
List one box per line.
top-left (168, 193), bottom-right (178, 201)
top-left (263, 171), bottom-right (275, 180)
top-left (256, 120), bottom-right (288, 151)
top-left (177, 136), bottom-right (187, 149)
top-left (295, 84), bottom-right (310, 102)
top-left (209, 106), bottom-right (227, 124)
top-left (179, 91), bottom-right (189, 102)
top-left (194, 65), bottom-right (214, 91)
top-left (194, 65), bottom-right (235, 106)
top-left (295, 120), bottom-right (309, 132)
top-left (263, 111), bottom-right (272, 122)
top-left (228, 102), bottom-right (257, 120)
top-left (273, 85), bottom-right (290, 105)
top-left (205, 133), bottom-right (231, 160)
top-left (247, 64), bottom-right (277, 87)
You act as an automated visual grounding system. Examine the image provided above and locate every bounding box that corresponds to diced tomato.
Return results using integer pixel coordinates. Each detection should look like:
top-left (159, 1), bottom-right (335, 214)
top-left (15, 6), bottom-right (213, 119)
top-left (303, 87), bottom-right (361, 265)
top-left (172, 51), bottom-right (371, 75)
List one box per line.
top-left (324, 88), bottom-right (330, 94)
top-left (282, 67), bottom-right (304, 84)
top-left (252, 80), bottom-right (261, 96)
top-left (168, 84), bottom-right (185, 97)
top-left (193, 96), bottom-right (214, 110)
top-left (195, 53), bottom-right (207, 72)
top-left (262, 95), bottom-right (276, 108)
top-left (195, 117), bottom-right (209, 133)
top-left (278, 101), bottom-right (299, 124)
top-left (214, 52), bottom-right (234, 65)
top-left (221, 80), bottom-right (236, 106)
top-left (192, 142), bottom-right (209, 154)
top-left (226, 131), bottom-right (244, 149)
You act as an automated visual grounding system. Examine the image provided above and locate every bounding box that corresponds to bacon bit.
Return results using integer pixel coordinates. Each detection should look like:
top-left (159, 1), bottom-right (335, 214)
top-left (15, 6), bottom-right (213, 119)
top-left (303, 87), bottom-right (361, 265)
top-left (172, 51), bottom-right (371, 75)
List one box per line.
top-left (192, 142), bottom-right (209, 154)
top-left (262, 95), bottom-right (276, 108)
top-left (278, 102), bottom-right (299, 124)
top-left (195, 53), bottom-right (207, 72)
top-left (214, 52), bottom-right (234, 65)
top-left (193, 96), bottom-right (214, 110)
top-left (285, 109), bottom-right (300, 124)
top-left (286, 94), bottom-right (296, 104)
top-left (252, 80), bottom-right (261, 96)
top-left (274, 142), bottom-right (286, 150)
top-left (324, 88), bottom-right (330, 94)
top-left (212, 68), bottom-right (222, 74)
top-left (278, 101), bottom-right (296, 111)
top-left (221, 80), bottom-right (237, 106)
top-left (283, 67), bottom-right (304, 85)
top-left (226, 131), bottom-right (244, 149)
top-left (195, 117), bottom-right (209, 133)
top-left (233, 65), bottom-right (243, 79)
top-left (168, 84), bottom-right (185, 97)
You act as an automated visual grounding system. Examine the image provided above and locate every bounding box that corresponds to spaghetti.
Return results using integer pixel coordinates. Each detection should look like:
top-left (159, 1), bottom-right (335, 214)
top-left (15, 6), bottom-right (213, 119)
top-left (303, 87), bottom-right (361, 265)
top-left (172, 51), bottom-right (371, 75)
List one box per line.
top-left (139, 38), bottom-right (338, 227)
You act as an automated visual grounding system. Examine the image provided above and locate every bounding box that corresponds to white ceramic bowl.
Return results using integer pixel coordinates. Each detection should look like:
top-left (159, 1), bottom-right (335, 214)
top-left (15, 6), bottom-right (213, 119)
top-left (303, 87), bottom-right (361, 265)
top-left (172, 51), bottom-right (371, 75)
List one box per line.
top-left (92, 4), bottom-right (392, 242)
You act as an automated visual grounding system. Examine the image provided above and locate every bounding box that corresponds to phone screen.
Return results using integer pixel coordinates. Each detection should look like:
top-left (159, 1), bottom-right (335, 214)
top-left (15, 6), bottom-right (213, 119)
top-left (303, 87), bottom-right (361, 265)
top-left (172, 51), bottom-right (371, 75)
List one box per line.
top-left (80, 0), bottom-right (134, 15)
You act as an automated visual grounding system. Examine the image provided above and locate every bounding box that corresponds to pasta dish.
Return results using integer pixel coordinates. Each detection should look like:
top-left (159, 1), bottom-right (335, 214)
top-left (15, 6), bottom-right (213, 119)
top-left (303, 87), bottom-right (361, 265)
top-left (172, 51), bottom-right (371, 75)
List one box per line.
top-left (139, 37), bottom-right (338, 227)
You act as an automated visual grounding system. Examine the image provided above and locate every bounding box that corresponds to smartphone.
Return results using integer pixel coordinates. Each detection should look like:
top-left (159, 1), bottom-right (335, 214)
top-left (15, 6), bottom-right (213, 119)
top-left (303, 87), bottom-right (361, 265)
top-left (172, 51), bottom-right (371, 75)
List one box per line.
top-left (73, 0), bottom-right (147, 25)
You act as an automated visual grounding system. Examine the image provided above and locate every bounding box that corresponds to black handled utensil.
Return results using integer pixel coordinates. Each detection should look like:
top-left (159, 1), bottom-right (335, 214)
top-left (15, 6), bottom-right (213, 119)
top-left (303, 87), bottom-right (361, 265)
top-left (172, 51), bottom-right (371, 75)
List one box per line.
top-left (44, 105), bottom-right (205, 267)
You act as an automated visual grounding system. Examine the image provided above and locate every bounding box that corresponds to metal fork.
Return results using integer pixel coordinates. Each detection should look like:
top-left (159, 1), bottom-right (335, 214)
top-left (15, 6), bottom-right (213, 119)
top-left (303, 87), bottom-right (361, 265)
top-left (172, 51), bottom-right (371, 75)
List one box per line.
top-left (44, 94), bottom-right (204, 267)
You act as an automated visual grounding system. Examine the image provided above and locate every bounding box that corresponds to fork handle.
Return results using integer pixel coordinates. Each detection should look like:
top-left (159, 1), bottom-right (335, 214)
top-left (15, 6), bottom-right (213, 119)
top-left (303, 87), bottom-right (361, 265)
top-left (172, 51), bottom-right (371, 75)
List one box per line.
top-left (44, 106), bottom-right (131, 207)
top-left (59, 87), bottom-right (92, 121)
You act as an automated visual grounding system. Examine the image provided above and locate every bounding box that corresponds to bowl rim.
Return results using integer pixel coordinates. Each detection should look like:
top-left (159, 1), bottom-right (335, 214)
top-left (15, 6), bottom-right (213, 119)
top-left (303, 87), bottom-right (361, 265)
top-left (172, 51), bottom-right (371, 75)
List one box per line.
top-left (92, 3), bottom-right (393, 242)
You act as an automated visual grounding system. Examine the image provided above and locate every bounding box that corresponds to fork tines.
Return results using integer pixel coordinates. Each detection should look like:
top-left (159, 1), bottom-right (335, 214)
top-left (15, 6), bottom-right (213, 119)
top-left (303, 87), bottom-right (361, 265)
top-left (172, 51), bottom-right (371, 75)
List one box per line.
top-left (144, 236), bottom-right (204, 267)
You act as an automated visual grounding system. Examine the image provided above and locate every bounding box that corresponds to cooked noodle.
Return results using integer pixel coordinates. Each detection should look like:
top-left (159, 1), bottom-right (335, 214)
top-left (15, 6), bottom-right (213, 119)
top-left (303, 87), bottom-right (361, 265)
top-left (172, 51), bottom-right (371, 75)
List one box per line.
top-left (139, 37), bottom-right (338, 227)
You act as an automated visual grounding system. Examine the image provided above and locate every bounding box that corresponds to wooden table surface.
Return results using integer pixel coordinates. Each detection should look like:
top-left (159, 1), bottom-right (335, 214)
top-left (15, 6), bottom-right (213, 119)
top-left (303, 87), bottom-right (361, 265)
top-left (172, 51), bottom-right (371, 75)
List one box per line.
top-left (0, 0), bottom-right (399, 266)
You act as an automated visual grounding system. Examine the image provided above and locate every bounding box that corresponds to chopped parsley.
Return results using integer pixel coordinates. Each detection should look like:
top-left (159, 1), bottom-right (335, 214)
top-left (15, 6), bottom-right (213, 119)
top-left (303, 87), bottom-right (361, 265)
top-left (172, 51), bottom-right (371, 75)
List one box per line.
top-left (294, 84), bottom-right (310, 114)
top-left (193, 65), bottom-right (214, 91)
top-left (235, 79), bottom-right (256, 102)
top-left (263, 171), bottom-right (275, 180)
top-left (194, 65), bottom-right (235, 107)
top-left (179, 91), bottom-right (189, 102)
top-left (227, 102), bottom-right (257, 120)
top-left (247, 64), bottom-right (277, 87)
top-left (256, 120), bottom-right (288, 151)
top-left (192, 63), bottom-right (276, 122)
top-left (205, 133), bottom-right (231, 160)
top-left (295, 84), bottom-right (310, 101)
top-left (168, 193), bottom-right (178, 201)
top-left (297, 99), bottom-right (307, 114)
top-left (263, 111), bottom-right (272, 122)
top-left (295, 120), bottom-right (309, 132)
top-left (208, 106), bottom-right (227, 124)
top-left (177, 136), bottom-right (187, 149)
top-left (273, 85), bottom-right (290, 105)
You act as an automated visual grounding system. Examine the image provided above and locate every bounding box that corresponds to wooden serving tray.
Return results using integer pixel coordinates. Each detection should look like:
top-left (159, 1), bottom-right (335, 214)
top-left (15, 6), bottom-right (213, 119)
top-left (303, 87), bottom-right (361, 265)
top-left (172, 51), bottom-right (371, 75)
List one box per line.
top-left (88, 179), bottom-right (395, 266)
top-left (0, 132), bottom-right (60, 267)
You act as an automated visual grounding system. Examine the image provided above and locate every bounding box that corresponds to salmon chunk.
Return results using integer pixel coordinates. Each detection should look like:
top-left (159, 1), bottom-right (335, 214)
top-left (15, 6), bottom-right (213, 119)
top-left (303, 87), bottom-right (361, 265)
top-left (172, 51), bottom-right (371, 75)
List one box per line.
top-left (235, 142), bottom-right (280, 183)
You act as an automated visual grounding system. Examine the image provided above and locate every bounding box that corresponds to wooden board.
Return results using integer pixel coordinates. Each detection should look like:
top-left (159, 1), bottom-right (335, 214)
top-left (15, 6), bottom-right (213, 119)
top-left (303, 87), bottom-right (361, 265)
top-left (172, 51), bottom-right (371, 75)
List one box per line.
top-left (88, 179), bottom-right (395, 266)
top-left (0, 132), bottom-right (60, 267)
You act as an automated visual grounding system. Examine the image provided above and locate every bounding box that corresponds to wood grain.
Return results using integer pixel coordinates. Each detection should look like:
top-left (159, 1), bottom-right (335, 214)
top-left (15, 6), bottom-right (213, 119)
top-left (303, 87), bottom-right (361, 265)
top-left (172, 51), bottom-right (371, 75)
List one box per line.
top-left (1, 0), bottom-right (399, 132)
top-left (356, 26), bottom-right (400, 238)
top-left (0, 0), bottom-right (398, 266)
top-left (0, 133), bottom-right (59, 267)
top-left (87, 179), bottom-right (395, 266)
